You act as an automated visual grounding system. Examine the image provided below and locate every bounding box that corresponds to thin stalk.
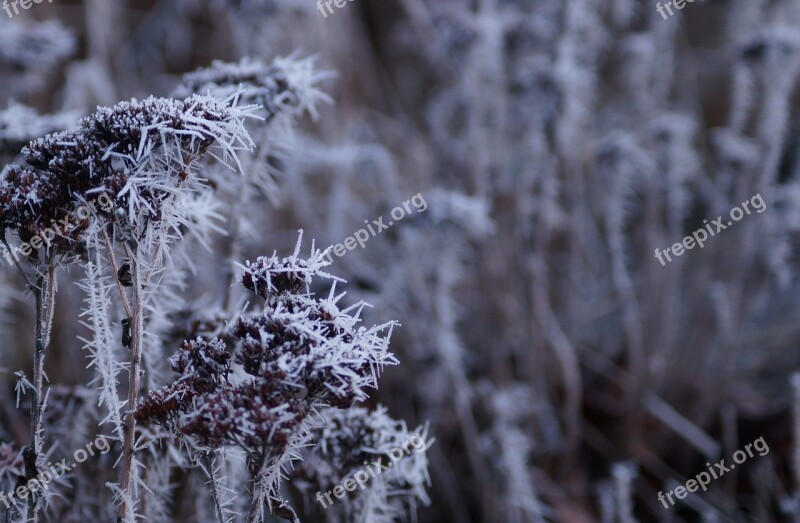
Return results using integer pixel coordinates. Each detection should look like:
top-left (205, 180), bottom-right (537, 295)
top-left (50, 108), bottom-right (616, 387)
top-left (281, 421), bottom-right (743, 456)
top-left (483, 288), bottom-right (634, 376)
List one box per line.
top-left (201, 451), bottom-right (226, 523)
top-left (245, 447), bottom-right (301, 523)
top-left (26, 262), bottom-right (56, 523)
top-left (117, 248), bottom-right (144, 521)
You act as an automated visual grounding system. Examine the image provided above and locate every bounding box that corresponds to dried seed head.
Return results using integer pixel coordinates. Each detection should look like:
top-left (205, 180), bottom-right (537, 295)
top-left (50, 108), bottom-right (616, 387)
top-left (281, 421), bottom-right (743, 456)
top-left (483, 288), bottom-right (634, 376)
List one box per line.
top-left (137, 241), bottom-right (396, 454)
top-left (241, 256), bottom-right (311, 298)
top-left (0, 95), bottom-right (257, 256)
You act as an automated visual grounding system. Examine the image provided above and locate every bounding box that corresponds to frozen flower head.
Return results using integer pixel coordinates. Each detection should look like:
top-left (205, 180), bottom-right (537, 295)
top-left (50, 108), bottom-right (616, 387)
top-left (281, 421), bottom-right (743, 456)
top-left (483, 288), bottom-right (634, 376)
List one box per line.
top-left (135, 337), bottom-right (232, 430)
top-left (229, 293), bottom-right (396, 409)
top-left (136, 235), bottom-right (398, 521)
top-left (172, 56), bottom-right (332, 124)
top-left (0, 103), bottom-right (78, 161)
top-left (168, 337), bottom-right (231, 393)
top-left (241, 256), bottom-right (313, 296)
top-left (137, 235), bottom-right (398, 446)
top-left (0, 19), bottom-right (75, 71)
top-left (296, 406), bottom-right (432, 523)
top-left (240, 238), bottom-right (336, 299)
top-left (172, 57), bottom-right (330, 204)
top-left (0, 95), bottom-right (256, 255)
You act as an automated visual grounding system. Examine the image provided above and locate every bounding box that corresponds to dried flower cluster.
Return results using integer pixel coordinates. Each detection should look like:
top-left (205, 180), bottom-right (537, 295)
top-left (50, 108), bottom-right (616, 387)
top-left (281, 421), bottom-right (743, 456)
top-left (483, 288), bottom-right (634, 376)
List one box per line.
top-left (139, 243), bottom-right (397, 436)
top-left (136, 237), bottom-right (400, 519)
top-left (0, 95), bottom-right (256, 251)
top-left (172, 55), bottom-right (332, 212)
top-left (135, 337), bottom-right (231, 431)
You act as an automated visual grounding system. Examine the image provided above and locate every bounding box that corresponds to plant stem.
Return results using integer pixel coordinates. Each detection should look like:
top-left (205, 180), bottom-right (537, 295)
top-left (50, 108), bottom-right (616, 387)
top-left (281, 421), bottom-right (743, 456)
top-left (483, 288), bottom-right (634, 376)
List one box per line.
top-left (117, 250), bottom-right (143, 521)
top-left (245, 450), bottom-right (268, 523)
top-left (201, 451), bottom-right (226, 523)
top-left (243, 448), bottom-right (300, 523)
top-left (27, 263), bottom-right (56, 523)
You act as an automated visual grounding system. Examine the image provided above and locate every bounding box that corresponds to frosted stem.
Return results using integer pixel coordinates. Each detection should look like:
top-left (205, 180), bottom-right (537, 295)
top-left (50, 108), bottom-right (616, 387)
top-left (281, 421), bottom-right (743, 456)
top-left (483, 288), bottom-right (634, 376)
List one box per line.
top-left (26, 263), bottom-right (56, 523)
top-left (118, 247), bottom-right (144, 521)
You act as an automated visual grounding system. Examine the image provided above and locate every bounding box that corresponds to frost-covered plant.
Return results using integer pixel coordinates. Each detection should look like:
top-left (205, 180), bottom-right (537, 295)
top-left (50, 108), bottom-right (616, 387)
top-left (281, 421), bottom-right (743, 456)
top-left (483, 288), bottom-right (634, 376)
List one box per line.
top-left (15, 1), bottom-right (800, 521)
top-left (361, 0), bottom-right (800, 520)
top-left (136, 235), bottom-right (399, 522)
top-left (0, 95), bottom-right (254, 249)
top-left (0, 93), bottom-right (257, 521)
top-left (294, 406), bottom-right (432, 523)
